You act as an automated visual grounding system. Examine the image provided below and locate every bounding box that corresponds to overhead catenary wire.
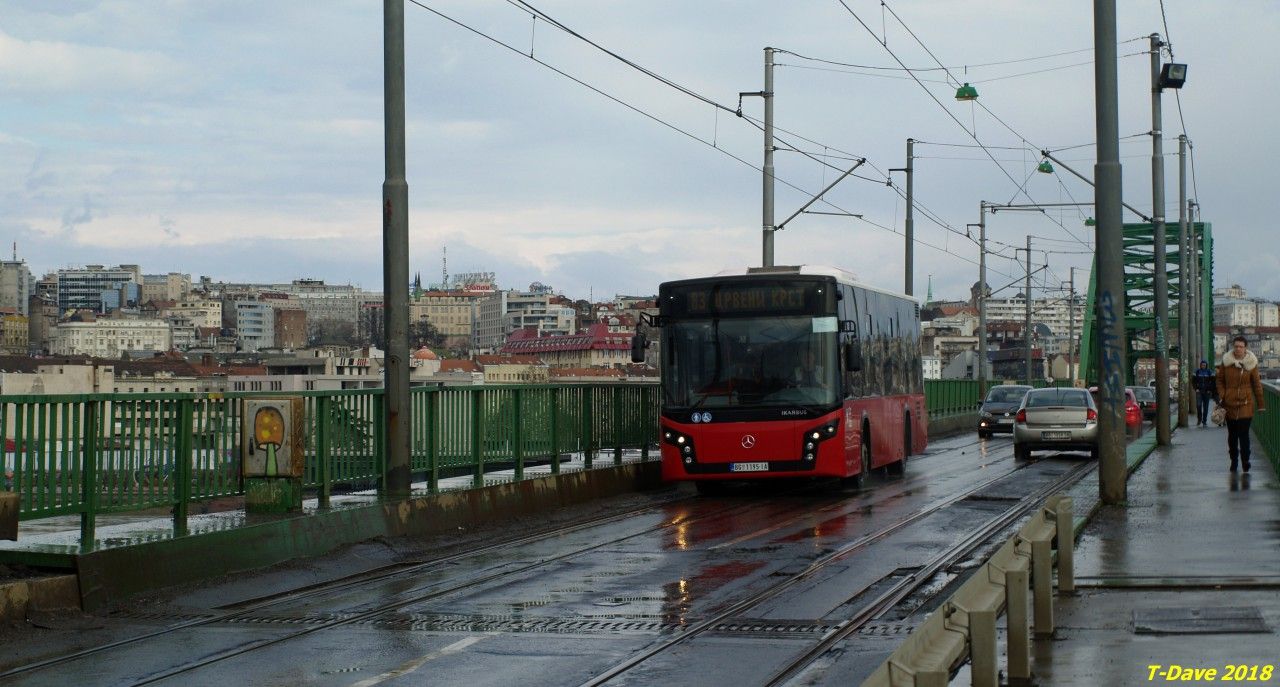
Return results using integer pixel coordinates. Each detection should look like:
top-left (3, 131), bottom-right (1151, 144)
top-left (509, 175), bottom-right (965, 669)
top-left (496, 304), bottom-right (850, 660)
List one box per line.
top-left (407, 0), bottom-right (1002, 274)
top-left (858, 0), bottom-right (1095, 248)
top-left (775, 45), bottom-right (1096, 73)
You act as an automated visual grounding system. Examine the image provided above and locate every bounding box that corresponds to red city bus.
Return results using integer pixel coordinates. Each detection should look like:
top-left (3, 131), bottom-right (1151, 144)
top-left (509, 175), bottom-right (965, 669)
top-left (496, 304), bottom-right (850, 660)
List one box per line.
top-left (633, 265), bottom-right (926, 492)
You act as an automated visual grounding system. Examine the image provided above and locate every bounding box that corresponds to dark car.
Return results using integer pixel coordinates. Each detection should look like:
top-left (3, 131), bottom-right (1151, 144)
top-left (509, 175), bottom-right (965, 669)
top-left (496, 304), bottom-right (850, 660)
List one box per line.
top-left (1128, 385), bottom-right (1158, 421)
top-left (977, 384), bottom-right (1033, 438)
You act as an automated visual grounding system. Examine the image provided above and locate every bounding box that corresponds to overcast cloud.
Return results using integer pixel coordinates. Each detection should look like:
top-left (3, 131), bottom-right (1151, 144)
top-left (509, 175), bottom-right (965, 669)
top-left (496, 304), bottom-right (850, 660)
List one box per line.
top-left (1, 1), bottom-right (1273, 302)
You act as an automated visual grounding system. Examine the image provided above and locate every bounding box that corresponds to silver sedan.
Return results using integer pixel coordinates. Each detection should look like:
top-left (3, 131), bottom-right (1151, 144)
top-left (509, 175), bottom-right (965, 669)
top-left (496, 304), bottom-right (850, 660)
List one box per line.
top-left (1012, 387), bottom-right (1099, 460)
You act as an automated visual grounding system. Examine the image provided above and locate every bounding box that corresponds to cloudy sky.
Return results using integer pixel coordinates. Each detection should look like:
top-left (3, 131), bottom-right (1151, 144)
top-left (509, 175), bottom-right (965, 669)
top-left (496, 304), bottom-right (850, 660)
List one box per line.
top-left (2, 1), bottom-right (1274, 303)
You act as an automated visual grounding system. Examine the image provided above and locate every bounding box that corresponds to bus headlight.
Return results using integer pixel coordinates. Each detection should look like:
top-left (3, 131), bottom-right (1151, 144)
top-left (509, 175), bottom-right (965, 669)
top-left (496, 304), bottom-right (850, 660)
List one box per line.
top-left (663, 428), bottom-right (696, 463)
top-left (800, 420), bottom-right (840, 462)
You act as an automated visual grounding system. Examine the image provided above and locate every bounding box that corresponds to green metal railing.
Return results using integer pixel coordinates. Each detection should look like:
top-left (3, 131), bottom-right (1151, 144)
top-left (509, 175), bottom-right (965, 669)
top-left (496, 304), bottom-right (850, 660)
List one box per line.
top-left (2, 379), bottom-right (1055, 545)
top-left (1, 384), bottom-right (661, 546)
top-left (924, 380), bottom-right (982, 419)
top-left (1255, 384), bottom-right (1280, 474)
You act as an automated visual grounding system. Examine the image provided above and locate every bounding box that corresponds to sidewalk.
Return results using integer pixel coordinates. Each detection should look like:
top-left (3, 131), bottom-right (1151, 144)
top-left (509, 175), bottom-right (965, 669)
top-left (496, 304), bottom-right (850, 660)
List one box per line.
top-left (1030, 424), bottom-right (1280, 684)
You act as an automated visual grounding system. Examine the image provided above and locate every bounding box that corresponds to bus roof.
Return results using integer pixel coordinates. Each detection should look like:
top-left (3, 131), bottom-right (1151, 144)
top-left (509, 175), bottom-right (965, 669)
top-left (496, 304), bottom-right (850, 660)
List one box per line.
top-left (703, 265), bottom-right (919, 304)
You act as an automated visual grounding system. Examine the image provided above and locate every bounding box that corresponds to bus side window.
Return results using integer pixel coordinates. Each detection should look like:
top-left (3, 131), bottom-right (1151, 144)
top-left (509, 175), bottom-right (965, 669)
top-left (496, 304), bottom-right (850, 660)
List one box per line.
top-left (844, 285), bottom-right (864, 398)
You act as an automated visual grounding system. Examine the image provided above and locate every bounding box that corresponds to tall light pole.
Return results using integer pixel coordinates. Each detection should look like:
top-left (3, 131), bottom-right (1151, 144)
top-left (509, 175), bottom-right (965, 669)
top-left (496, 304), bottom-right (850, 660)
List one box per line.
top-left (1177, 135), bottom-right (1190, 428)
top-left (969, 206), bottom-right (988, 395)
top-left (382, 0), bottom-right (411, 501)
top-left (1068, 267), bottom-right (1077, 385)
top-left (1095, 0), bottom-right (1129, 504)
top-left (1149, 33), bottom-right (1172, 447)
top-left (1025, 236), bottom-right (1034, 385)
top-left (1189, 199), bottom-right (1202, 363)
top-left (762, 47), bottom-right (776, 267)
top-left (890, 139), bottom-right (915, 295)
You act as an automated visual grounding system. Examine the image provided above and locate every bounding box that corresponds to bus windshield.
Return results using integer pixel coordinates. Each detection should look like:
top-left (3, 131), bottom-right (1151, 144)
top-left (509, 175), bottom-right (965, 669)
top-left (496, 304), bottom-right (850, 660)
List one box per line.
top-left (663, 315), bottom-right (839, 409)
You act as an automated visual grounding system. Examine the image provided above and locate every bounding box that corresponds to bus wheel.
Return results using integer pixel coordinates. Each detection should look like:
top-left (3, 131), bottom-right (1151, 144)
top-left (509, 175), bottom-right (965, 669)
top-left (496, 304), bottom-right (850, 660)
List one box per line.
top-left (840, 435), bottom-right (871, 489)
top-left (887, 418), bottom-right (909, 476)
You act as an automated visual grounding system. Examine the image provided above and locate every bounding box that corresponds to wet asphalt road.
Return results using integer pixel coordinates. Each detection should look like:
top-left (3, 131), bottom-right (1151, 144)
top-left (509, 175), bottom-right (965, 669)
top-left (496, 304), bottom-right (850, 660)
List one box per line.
top-left (1, 432), bottom-right (1096, 687)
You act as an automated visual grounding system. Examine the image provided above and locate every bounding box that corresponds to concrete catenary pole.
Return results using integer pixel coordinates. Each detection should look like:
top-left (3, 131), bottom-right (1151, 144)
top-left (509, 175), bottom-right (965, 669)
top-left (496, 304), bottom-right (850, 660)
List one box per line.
top-left (1025, 236), bottom-right (1034, 385)
top-left (1069, 267), bottom-right (1077, 385)
top-left (1095, 0), bottom-right (1129, 504)
top-left (382, 0), bottom-right (411, 501)
top-left (1149, 33), bottom-right (1172, 446)
top-left (978, 206), bottom-right (988, 395)
top-left (905, 138), bottom-right (915, 296)
top-left (762, 47), bottom-right (776, 267)
top-left (1190, 199), bottom-right (1201, 365)
top-left (1177, 135), bottom-right (1190, 427)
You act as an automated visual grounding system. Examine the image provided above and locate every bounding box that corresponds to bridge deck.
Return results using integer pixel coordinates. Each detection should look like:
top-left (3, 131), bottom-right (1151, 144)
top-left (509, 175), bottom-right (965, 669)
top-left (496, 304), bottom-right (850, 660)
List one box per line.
top-left (1027, 424), bottom-right (1280, 684)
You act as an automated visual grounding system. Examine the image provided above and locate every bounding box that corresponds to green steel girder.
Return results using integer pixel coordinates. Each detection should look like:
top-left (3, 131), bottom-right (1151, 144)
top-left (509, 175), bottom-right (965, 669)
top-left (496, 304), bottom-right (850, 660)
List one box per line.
top-left (1078, 222), bottom-right (1214, 386)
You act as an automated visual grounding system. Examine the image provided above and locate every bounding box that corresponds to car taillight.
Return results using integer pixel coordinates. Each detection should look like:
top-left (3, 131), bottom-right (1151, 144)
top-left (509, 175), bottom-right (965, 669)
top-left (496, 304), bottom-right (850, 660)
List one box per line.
top-left (1086, 408), bottom-right (1097, 421)
top-left (1015, 409), bottom-right (1027, 423)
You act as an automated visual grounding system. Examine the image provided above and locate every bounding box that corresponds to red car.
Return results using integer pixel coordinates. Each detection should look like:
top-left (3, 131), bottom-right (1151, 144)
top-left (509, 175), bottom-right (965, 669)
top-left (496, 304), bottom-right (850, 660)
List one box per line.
top-left (1087, 387), bottom-right (1143, 428)
top-left (1124, 388), bottom-right (1142, 428)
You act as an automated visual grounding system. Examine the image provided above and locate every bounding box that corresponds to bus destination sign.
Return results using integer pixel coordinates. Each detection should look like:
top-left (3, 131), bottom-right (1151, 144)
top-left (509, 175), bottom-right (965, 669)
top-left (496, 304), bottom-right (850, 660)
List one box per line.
top-left (663, 279), bottom-right (832, 317)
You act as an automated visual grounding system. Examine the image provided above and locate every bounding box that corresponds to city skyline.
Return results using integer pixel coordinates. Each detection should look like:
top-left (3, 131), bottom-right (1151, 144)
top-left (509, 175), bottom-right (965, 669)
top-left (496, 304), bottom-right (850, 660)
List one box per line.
top-left (3, 2), bottom-right (1275, 303)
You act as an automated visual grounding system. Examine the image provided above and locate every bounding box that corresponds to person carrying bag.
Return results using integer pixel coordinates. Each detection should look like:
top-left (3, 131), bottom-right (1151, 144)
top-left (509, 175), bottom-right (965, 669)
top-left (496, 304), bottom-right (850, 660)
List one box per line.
top-left (1215, 336), bottom-right (1266, 473)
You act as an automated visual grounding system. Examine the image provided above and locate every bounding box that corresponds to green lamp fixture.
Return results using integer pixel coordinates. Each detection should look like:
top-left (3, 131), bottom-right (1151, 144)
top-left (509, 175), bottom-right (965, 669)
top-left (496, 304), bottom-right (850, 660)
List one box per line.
top-left (954, 82), bottom-right (979, 101)
top-left (1037, 160), bottom-right (1054, 174)
top-left (1084, 217), bottom-right (1097, 226)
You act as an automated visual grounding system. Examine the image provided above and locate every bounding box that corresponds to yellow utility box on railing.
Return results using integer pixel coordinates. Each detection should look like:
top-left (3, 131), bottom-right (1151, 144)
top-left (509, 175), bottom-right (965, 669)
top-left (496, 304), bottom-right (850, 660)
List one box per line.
top-left (242, 398), bottom-right (305, 478)
top-left (242, 398), bottom-right (305, 513)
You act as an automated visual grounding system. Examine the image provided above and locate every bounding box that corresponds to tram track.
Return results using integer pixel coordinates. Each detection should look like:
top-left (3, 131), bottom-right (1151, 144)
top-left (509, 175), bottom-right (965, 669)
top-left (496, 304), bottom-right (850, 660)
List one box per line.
top-left (1, 436), bottom-right (1015, 686)
top-left (0, 460), bottom-right (912, 682)
top-left (124, 451), bottom-right (1016, 686)
top-left (576, 452), bottom-right (1080, 687)
top-left (761, 457), bottom-right (1094, 687)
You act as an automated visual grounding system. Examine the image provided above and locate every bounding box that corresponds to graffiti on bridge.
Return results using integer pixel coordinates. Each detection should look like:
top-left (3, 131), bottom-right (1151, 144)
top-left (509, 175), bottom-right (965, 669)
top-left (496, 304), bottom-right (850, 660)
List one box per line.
top-left (1099, 290), bottom-right (1125, 414)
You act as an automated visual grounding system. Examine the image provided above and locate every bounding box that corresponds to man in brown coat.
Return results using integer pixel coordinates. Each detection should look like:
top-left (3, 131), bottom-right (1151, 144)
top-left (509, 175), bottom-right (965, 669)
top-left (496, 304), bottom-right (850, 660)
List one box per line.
top-left (1216, 335), bottom-right (1267, 473)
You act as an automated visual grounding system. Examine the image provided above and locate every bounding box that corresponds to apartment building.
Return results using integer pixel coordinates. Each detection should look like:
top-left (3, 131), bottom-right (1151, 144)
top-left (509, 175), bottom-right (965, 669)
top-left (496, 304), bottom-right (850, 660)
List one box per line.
top-left (499, 323), bottom-right (632, 367)
top-left (163, 299), bottom-right (223, 330)
top-left (409, 290), bottom-right (482, 349)
top-left (49, 319), bottom-right (172, 357)
top-left (141, 272), bottom-right (192, 304)
top-left (504, 291), bottom-right (576, 338)
top-left (0, 259), bottom-right (33, 315)
top-left (1, 314), bottom-right (28, 355)
top-left (56, 264), bottom-right (142, 313)
top-left (234, 301), bottom-right (275, 352)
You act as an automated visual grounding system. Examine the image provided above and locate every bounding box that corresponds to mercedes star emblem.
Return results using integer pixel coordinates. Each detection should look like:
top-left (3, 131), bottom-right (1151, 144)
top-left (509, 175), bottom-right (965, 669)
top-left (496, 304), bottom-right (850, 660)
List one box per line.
top-left (741, 435), bottom-right (757, 449)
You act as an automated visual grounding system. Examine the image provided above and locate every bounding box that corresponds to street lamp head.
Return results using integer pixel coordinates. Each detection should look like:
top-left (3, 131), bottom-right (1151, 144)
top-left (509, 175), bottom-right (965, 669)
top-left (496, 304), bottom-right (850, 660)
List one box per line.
top-left (954, 82), bottom-right (979, 101)
top-left (1037, 160), bottom-right (1055, 174)
top-left (1084, 217), bottom-right (1097, 226)
top-left (1158, 63), bottom-right (1188, 89)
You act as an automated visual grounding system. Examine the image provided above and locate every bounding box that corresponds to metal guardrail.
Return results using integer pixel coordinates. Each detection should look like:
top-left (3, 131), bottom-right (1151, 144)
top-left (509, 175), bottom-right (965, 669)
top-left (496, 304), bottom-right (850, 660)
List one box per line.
top-left (923, 380), bottom-right (982, 420)
top-left (1255, 384), bottom-right (1280, 474)
top-left (862, 494), bottom-right (1074, 687)
top-left (0, 384), bottom-right (660, 545)
top-left (0, 379), bottom-right (1034, 545)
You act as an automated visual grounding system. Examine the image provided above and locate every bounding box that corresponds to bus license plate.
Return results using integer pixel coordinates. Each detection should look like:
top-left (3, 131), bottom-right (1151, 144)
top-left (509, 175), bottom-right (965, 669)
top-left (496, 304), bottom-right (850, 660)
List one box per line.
top-left (1042, 431), bottom-right (1071, 440)
top-left (730, 462), bottom-right (769, 472)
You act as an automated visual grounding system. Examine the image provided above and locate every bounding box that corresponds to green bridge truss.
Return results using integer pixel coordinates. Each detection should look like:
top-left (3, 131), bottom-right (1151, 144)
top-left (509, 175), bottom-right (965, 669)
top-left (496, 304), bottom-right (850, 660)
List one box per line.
top-left (1078, 221), bottom-right (1214, 386)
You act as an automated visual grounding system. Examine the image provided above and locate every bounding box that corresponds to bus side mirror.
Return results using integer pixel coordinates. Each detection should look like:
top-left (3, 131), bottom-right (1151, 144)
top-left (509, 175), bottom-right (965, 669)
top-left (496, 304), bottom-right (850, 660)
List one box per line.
top-left (845, 341), bottom-right (862, 372)
top-left (631, 333), bottom-right (648, 363)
